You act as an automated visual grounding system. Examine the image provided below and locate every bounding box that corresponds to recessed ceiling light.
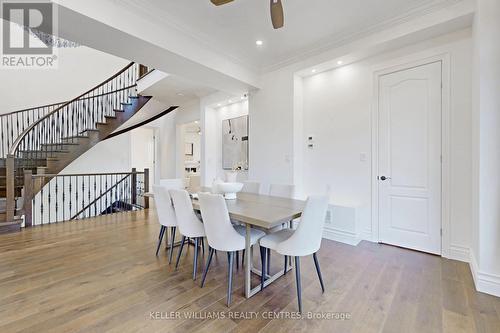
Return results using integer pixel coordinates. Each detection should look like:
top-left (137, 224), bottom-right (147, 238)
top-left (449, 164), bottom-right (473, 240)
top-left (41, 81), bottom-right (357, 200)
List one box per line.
top-left (311, 69), bottom-right (317, 73)
top-left (194, 120), bottom-right (199, 124)
top-left (255, 40), bottom-right (263, 46)
top-left (337, 60), bottom-right (343, 65)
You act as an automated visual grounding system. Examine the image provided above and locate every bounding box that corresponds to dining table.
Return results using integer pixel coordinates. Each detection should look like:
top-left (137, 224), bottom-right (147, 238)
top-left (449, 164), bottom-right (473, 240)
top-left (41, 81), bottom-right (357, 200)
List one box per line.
top-left (145, 187), bottom-right (306, 298)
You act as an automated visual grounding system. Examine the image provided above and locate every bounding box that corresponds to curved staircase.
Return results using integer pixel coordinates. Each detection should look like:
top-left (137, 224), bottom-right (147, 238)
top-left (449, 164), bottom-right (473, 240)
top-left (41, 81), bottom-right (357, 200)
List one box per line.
top-left (0, 62), bottom-right (152, 233)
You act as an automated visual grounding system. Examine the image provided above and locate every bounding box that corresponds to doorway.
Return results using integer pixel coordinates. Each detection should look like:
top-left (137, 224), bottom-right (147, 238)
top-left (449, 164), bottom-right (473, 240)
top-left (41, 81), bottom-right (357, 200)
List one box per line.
top-left (178, 121), bottom-right (201, 189)
top-left (376, 61), bottom-right (443, 255)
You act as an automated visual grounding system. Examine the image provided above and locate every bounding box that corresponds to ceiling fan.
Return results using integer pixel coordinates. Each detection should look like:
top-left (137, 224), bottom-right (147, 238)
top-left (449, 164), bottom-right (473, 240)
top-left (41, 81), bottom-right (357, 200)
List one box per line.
top-left (210, 0), bottom-right (284, 29)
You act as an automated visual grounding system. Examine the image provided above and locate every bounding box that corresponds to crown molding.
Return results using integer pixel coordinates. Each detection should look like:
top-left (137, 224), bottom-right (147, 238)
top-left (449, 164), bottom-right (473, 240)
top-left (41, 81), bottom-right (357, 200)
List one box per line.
top-left (111, 0), bottom-right (470, 74)
top-left (261, 0), bottom-right (468, 72)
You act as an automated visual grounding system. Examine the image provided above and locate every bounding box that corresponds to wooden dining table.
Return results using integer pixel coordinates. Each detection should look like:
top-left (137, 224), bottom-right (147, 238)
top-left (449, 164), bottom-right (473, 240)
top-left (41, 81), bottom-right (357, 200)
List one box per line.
top-left (146, 187), bottom-right (306, 298)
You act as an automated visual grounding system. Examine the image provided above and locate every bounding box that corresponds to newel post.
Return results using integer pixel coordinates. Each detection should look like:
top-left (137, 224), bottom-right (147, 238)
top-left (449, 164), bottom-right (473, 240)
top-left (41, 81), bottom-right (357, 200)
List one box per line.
top-left (131, 168), bottom-right (137, 205)
top-left (23, 169), bottom-right (33, 227)
top-left (5, 155), bottom-right (15, 222)
top-left (143, 168), bottom-right (149, 209)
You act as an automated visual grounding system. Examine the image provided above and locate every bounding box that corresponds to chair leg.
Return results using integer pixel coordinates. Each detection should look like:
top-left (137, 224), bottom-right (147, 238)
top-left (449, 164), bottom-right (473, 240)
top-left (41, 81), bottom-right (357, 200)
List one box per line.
top-left (156, 226), bottom-right (166, 256)
top-left (227, 251), bottom-right (235, 307)
top-left (295, 256), bottom-right (302, 313)
top-left (313, 252), bottom-right (325, 293)
top-left (260, 247), bottom-right (267, 290)
top-left (201, 238), bottom-right (205, 258)
top-left (193, 237), bottom-right (199, 280)
top-left (175, 236), bottom-right (186, 270)
top-left (236, 251), bottom-right (239, 270)
top-left (201, 247), bottom-right (214, 287)
top-left (169, 227), bottom-right (176, 264)
top-left (266, 248), bottom-right (271, 274)
top-left (284, 255), bottom-right (288, 275)
top-left (242, 249), bottom-right (245, 267)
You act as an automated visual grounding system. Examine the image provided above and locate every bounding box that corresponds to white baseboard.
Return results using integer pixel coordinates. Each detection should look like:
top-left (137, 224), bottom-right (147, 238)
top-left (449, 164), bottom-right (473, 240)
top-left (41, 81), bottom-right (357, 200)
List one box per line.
top-left (446, 244), bottom-right (470, 263)
top-left (470, 251), bottom-right (500, 297)
top-left (323, 226), bottom-right (361, 246)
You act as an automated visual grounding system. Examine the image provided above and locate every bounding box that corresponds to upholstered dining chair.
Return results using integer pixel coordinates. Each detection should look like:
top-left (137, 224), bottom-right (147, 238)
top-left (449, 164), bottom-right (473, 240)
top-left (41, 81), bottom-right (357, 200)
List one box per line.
top-left (259, 195), bottom-right (329, 313)
top-left (159, 178), bottom-right (184, 189)
top-left (152, 183), bottom-right (181, 262)
top-left (269, 184), bottom-right (296, 199)
top-left (169, 189), bottom-right (206, 280)
top-left (198, 192), bottom-right (266, 306)
top-left (241, 181), bottom-right (261, 194)
top-left (263, 183), bottom-right (297, 274)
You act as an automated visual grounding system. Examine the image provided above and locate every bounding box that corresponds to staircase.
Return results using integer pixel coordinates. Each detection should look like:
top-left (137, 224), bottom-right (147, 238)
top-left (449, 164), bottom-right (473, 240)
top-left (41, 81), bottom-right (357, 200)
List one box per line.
top-left (0, 62), bottom-right (152, 233)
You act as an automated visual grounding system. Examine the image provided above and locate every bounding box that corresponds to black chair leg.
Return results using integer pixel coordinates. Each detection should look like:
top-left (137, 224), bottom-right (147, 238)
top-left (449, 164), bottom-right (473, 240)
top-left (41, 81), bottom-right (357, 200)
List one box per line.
top-left (236, 251), bottom-right (239, 270)
top-left (260, 247), bottom-right (267, 290)
top-left (156, 226), bottom-right (166, 256)
top-left (242, 249), bottom-right (245, 267)
top-left (169, 227), bottom-right (176, 264)
top-left (313, 252), bottom-right (325, 293)
top-left (175, 236), bottom-right (186, 270)
top-left (284, 255), bottom-right (288, 275)
top-left (295, 256), bottom-right (302, 313)
top-left (193, 237), bottom-right (199, 280)
top-left (227, 251), bottom-right (235, 306)
top-left (201, 247), bottom-right (214, 287)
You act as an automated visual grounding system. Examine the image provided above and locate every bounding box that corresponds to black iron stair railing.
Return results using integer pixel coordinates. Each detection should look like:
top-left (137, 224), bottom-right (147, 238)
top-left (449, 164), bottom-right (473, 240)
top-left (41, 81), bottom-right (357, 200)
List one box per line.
top-left (5, 62), bottom-right (140, 222)
top-left (24, 169), bottom-right (149, 226)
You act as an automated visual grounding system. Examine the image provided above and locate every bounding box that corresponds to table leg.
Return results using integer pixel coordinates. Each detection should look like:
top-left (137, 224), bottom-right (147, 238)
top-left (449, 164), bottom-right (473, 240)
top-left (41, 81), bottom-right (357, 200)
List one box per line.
top-left (245, 224), bottom-right (252, 298)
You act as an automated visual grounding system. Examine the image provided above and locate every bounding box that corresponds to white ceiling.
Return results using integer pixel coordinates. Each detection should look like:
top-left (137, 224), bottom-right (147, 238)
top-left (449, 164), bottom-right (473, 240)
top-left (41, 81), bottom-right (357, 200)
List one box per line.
top-left (117, 0), bottom-right (457, 71)
top-left (142, 74), bottom-right (217, 106)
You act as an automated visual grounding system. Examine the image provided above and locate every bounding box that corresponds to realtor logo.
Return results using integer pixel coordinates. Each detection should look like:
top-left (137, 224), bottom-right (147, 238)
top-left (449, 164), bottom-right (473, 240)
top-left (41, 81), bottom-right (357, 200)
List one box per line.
top-left (1, 0), bottom-right (57, 68)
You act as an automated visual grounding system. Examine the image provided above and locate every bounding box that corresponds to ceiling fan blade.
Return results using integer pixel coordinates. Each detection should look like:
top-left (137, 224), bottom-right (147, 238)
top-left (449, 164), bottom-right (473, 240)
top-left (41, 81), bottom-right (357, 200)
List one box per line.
top-left (210, 0), bottom-right (234, 5)
top-left (270, 0), bottom-right (284, 29)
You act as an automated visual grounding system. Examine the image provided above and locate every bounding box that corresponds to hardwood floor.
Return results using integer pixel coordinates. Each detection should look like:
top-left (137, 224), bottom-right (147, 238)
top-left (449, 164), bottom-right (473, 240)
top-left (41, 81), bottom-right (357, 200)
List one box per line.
top-left (0, 210), bottom-right (499, 333)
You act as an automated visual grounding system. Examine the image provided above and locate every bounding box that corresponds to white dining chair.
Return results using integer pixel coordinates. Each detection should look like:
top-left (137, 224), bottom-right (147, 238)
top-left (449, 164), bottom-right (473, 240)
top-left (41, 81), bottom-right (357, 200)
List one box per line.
top-left (269, 184), bottom-right (296, 198)
top-left (159, 178), bottom-right (184, 189)
top-left (198, 192), bottom-right (266, 306)
top-left (264, 183), bottom-right (297, 273)
top-left (152, 184), bottom-right (181, 262)
top-left (259, 195), bottom-right (329, 313)
top-left (241, 181), bottom-right (261, 194)
top-left (169, 189), bottom-right (207, 280)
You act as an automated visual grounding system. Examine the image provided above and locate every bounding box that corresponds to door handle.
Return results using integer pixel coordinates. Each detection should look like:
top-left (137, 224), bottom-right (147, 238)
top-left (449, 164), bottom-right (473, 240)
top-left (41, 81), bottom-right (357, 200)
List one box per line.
top-left (379, 176), bottom-right (391, 181)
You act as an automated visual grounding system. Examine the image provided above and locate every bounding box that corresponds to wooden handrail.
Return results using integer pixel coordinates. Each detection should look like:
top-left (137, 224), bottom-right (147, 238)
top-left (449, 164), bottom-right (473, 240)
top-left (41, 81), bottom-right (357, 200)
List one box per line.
top-left (1, 101), bottom-right (67, 116)
top-left (32, 171), bottom-right (145, 178)
top-left (8, 62), bottom-right (136, 156)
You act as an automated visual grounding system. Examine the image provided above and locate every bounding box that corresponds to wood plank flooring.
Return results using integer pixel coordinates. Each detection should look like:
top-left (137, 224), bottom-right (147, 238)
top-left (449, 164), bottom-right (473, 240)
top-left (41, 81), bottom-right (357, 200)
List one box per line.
top-left (0, 210), bottom-right (499, 333)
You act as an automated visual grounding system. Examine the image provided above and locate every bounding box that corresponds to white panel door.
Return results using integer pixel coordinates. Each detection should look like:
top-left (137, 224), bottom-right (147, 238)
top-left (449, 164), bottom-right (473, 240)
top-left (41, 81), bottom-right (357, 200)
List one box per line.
top-left (378, 61), bottom-right (442, 254)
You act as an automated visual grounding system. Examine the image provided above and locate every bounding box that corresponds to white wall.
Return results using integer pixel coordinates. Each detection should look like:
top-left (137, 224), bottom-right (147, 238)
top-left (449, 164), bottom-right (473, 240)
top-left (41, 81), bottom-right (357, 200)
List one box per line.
top-left (471, 0), bottom-right (500, 297)
top-left (0, 45), bottom-right (128, 112)
top-left (249, 69), bottom-right (297, 189)
top-left (250, 29), bottom-right (473, 255)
